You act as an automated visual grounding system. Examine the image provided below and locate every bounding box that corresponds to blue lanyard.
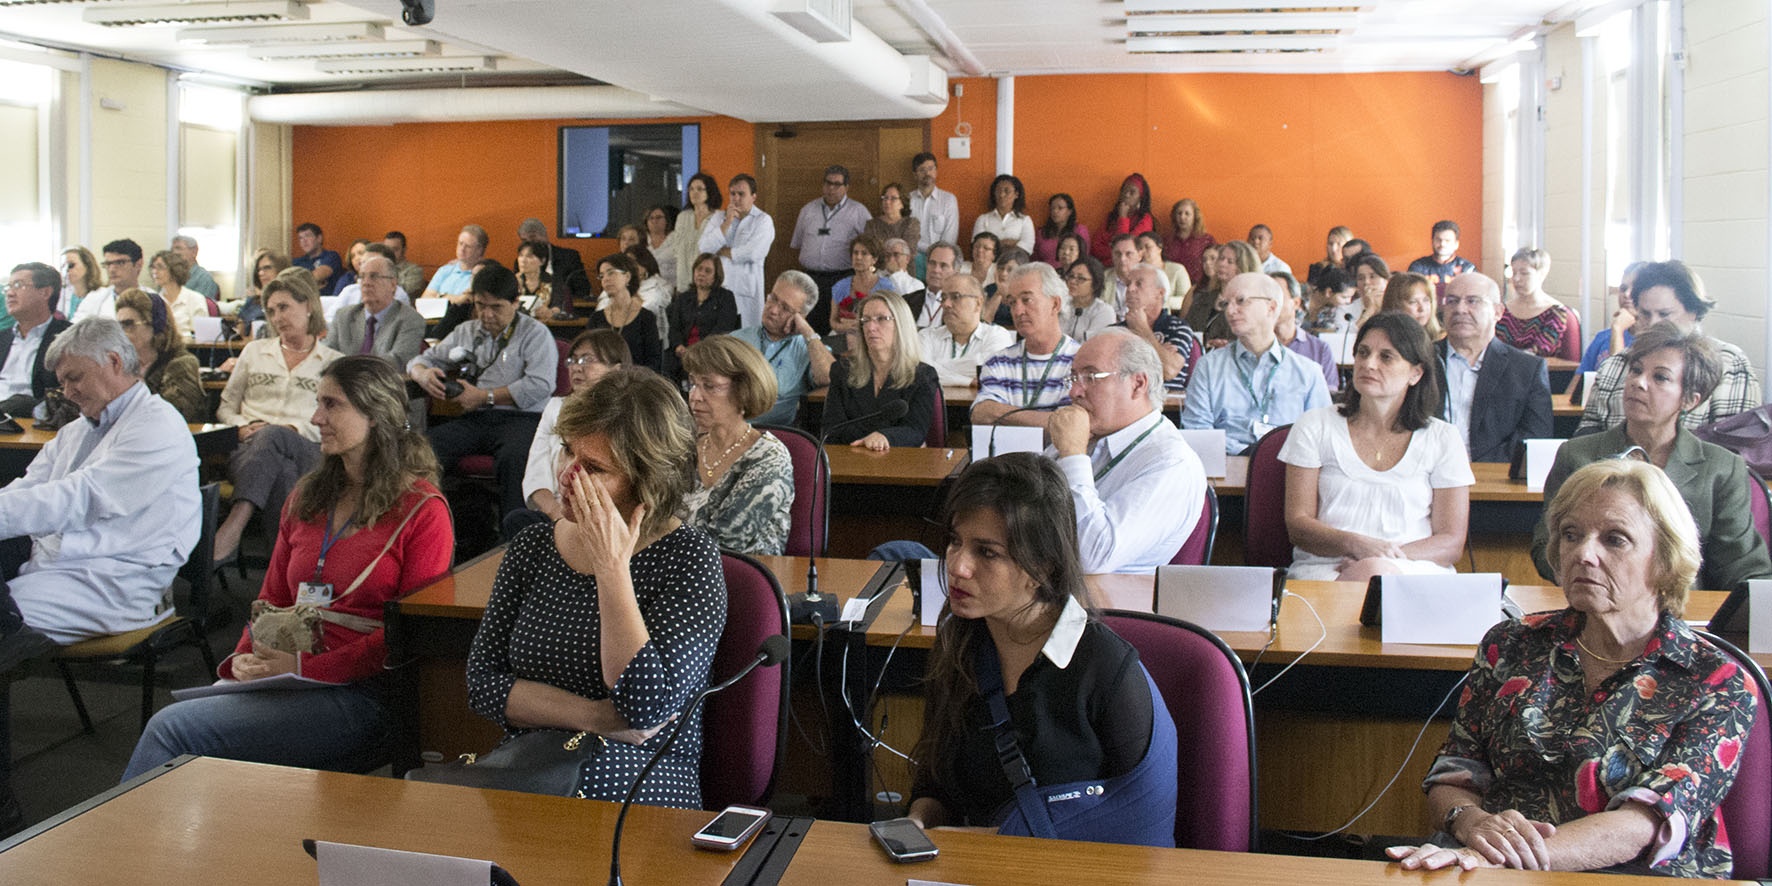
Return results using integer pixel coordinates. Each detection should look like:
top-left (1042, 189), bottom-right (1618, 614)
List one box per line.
top-left (313, 506), bottom-right (358, 584)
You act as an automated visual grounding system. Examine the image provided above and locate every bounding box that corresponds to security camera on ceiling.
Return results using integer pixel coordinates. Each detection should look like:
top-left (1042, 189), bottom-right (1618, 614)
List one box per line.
top-left (400, 0), bottom-right (434, 26)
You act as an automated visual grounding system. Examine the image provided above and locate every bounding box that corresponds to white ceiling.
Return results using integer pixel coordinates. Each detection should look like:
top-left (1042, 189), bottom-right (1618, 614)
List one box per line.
top-left (0, 0), bottom-right (1601, 121)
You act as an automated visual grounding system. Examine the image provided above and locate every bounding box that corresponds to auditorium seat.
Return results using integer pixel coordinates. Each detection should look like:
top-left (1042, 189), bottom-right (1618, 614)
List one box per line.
top-left (1170, 484), bottom-right (1219, 566)
top-left (1244, 424), bottom-right (1294, 569)
top-left (758, 424), bottom-right (828, 557)
top-left (1696, 630), bottom-right (1770, 879)
top-left (700, 552), bottom-right (791, 810)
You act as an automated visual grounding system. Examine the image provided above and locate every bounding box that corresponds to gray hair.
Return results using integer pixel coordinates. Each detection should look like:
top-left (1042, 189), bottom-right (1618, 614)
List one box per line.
top-left (1008, 261), bottom-right (1067, 302)
top-left (47, 318), bottom-right (140, 376)
top-left (171, 234), bottom-right (198, 250)
top-left (775, 269), bottom-right (818, 315)
top-left (945, 274), bottom-right (984, 301)
top-left (927, 241), bottom-right (962, 265)
top-left (1096, 328), bottom-right (1165, 410)
top-left (518, 217), bottom-right (547, 240)
top-left (884, 237), bottom-right (911, 255)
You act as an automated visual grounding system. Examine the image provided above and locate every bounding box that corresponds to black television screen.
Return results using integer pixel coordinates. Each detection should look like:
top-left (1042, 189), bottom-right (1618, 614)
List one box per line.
top-left (558, 122), bottom-right (700, 239)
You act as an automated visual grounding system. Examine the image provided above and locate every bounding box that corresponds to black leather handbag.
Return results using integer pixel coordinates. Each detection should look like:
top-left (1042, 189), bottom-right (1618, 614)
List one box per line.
top-left (405, 729), bottom-right (606, 797)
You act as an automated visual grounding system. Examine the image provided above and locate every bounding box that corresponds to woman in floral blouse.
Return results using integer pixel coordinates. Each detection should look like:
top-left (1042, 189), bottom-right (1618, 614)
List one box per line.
top-left (1389, 459), bottom-right (1754, 878)
top-left (679, 336), bottom-right (793, 555)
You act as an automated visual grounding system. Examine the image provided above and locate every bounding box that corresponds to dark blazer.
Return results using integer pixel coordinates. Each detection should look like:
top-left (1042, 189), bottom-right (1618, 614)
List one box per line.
top-left (1436, 337), bottom-right (1552, 463)
top-left (1532, 424), bottom-right (1772, 591)
top-left (0, 316), bottom-right (71, 400)
top-left (901, 288), bottom-right (931, 325)
top-left (666, 286), bottom-right (740, 350)
top-left (822, 361), bottom-right (939, 447)
top-left (330, 301), bottom-right (427, 369)
top-left (543, 244), bottom-right (588, 303)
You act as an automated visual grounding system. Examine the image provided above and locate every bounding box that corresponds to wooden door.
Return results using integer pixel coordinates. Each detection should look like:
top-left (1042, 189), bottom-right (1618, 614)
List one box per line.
top-left (757, 121), bottom-right (927, 288)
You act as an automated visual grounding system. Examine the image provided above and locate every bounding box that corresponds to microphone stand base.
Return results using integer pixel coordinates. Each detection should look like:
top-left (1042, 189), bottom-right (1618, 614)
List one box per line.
top-left (788, 592), bottom-right (840, 625)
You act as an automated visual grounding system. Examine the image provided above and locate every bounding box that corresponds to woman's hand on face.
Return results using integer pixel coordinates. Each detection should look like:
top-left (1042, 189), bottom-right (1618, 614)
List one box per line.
top-left (851, 431), bottom-right (891, 452)
top-left (1386, 843), bottom-right (1502, 872)
top-left (1457, 808), bottom-right (1557, 870)
top-left (562, 465), bottom-right (645, 579)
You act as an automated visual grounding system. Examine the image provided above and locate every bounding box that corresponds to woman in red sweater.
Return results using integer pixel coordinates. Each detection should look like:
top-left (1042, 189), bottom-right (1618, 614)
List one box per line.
top-left (123, 355), bottom-right (453, 779)
top-left (1090, 172), bottom-right (1154, 262)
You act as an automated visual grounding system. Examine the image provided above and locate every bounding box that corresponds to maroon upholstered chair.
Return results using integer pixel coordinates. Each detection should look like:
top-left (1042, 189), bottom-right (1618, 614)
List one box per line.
top-left (459, 339), bottom-right (574, 480)
top-left (550, 337), bottom-right (572, 396)
top-left (1554, 310), bottom-right (1583, 362)
top-left (700, 552), bottom-right (792, 810)
top-left (1697, 630), bottom-right (1771, 879)
top-left (924, 385), bottom-right (947, 448)
top-left (758, 424), bottom-right (828, 557)
top-left (1102, 610), bottom-right (1257, 851)
top-left (1170, 484), bottom-right (1219, 566)
top-left (1746, 467), bottom-right (1772, 557)
top-left (1243, 424), bottom-right (1294, 569)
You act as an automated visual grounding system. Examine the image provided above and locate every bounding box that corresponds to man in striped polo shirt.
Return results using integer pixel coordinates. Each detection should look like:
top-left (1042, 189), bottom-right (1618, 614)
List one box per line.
top-left (971, 262), bottom-right (1078, 427)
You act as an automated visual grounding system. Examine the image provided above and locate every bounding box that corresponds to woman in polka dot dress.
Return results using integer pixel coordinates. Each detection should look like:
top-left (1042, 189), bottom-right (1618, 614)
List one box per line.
top-left (466, 369), bottom-right (727, 807)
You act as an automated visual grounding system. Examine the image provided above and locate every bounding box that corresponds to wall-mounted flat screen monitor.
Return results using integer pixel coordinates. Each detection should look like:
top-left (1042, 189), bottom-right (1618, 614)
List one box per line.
top-left (558, 122), bottom-right (700, 239)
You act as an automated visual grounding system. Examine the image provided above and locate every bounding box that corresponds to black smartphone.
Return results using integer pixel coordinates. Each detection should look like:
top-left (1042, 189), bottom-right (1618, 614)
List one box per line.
top-left (868, 818), bottom-right (938, 863)
top-left (0, 414), bottom-right (22, 434)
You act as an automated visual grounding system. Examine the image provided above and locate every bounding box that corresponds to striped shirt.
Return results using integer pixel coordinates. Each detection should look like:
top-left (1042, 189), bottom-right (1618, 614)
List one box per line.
top-left (1577, 335), bottom-right (1761, 435)
top-left (976, 336), bottom-right (1080, 412)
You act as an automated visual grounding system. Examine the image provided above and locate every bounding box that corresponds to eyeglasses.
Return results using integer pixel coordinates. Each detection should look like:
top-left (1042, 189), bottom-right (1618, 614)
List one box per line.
top-left (472, 301), bottom-right (509, 312)
top-left (362, 273), bottom-right (396, 282)
top-left (117, 318), bottom-right (140, 331)
top-left (1441, 295), bottom-right (1489, 310)
top-left (823, 179), bottom-right (846, 188)
top-left (564, 356), bottom-right (604, 367)
top-left (859, 315), bottom-right (895, 327)
top-left (1064, 369), bottom-right (1124, 387)
top-left (4, 280), bottom-right (33, 292)
top-left (687, 378), bottom-right (733, 394)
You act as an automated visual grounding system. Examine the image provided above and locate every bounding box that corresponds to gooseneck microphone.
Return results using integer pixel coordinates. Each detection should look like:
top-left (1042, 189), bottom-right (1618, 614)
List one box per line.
top-left (983, 404), bottom-right (1055, 457)
top-left (607, 635), bottom-right (791, 886)
top-left (796, 400), bottom-right (911, 623)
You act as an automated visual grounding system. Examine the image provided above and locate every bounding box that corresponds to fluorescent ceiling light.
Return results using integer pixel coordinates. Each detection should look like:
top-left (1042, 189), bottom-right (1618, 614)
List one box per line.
top-left (86, 1), bottom-right (308, 27)
top-left (180, 21), bottom-right (379, 45)
top-left (316, 56), bottom-right (496, 75)
top-left (254, 39), bottom-right (437, 60)
top-left (1128, 34), bottom-right (1337, 53)
top-left (1124, 0), bottom-right (1361, 11)
top-left (1127, 13), bottom-right (1359, 33)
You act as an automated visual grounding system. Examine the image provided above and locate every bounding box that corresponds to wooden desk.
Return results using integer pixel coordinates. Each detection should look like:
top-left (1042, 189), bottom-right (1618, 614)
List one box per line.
top-left (0, 757), bottom-right (750, 885)
top-left (1551, 391), bottom-right (1582, 417)
top-left (0, 417), bottom-right (237, 467)
top-left (823, 443), bottom-right (966, 487)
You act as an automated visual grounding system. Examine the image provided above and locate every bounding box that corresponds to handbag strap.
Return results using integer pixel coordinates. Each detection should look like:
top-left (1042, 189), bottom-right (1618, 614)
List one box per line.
top-left (973, 633), bottom-right (1058, 840)
top-left (333, 492), bottom-right (442, 605)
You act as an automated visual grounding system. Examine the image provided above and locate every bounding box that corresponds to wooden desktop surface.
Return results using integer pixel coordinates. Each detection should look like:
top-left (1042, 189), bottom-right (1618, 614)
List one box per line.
top-left (0, 417), bottom-right (237, 453)
top-left (823, 443), bottom-right (967, 486)
top-left (0, 757), bottom-right (746, 885)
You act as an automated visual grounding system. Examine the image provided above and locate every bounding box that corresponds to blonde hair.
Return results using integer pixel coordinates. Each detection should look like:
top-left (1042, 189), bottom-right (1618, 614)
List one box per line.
top-left (266, 267), bottom-right (327, 337)
top-left (553, 368), bottom-right (695, 539)
top-left (1544, 460), bottom-right (1701, 614)
top-left (681, 335), bottom-right (778, 420)
top-left (845, 291), bottom-right (922, 390)
top-left (1382, 272), bottom-right (1443, 339)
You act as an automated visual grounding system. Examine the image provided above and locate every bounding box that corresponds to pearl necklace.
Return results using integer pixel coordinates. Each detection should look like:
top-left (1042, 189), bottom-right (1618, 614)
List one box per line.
top-left (280, 337), bottom-right (314, 355)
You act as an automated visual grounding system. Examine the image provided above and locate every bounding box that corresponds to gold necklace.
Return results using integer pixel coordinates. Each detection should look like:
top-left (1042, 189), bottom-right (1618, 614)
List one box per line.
top-left (1575, 634), bottom-right (1637, 665)
top-left (699, 429), bottom-right (752, 481)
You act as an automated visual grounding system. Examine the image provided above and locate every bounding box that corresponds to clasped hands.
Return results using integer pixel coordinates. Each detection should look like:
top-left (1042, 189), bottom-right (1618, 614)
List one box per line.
top-left (1388, 808), bottom-right (1558, 872)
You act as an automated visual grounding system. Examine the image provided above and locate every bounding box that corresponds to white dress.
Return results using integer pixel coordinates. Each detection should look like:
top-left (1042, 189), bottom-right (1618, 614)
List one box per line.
top-left (1276, 406), bottom-right (1474, 580)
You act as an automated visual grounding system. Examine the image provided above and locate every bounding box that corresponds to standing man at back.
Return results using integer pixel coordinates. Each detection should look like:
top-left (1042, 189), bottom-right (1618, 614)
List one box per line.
top-left (790, 165), bottom-right (871, 334)
top-left (1407, 220), bottom-right (1477, 297)
top-left (908, 152), bottom-right (959, 269)
top-left (699, 174), bottom-right (776, 329)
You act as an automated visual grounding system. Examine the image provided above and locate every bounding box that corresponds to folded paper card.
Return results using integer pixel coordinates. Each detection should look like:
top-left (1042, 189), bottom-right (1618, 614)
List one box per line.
top-left (1179, 429), bottom-right (1228, 477)
top-left (1523, 438), bottom-right (1565, 493)
top-left (1154, 564), bottom-right (1281, 632)
top-left (1753, 580), bottom-right (1772, 655)
top-left (1378, 573), bottom-right (1506, 644)
top-left (970, 424), bottom-right (1043, 458)
top-left (189, 316), bottom-right (225, 343)
top-left (314, 840), bottom-right (495, 886)
top-left (919, 559), bottom-right (944, 627)
top-left (415, 297), bottom-right (450, 320)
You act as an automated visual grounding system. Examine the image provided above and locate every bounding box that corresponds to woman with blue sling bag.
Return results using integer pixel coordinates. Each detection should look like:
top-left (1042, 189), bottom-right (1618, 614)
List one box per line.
top-left (906, 453), bottom-right (1179, 846)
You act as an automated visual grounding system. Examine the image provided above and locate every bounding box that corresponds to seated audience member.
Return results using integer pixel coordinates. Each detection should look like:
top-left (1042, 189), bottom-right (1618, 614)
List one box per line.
top-left (0, 262), bottom-right (69, 418)
top-left (1273, 271), bottom-right (1338, 391)
top-left (1577, 260), bottom-right (1759, 434)
top-left (334, 239), bottom-right (369, 293)
top-left (1196, 240), bottom-right (1259, 346)
top-left (864, 184), bottom-right (922, 268)
top-left (682, 336), bottom-right (794, 554)
top-left (1498, 247), bottom-right (1578, 360)
top-left (986, 248), bottom-right (1032, 327)
top-left (907, 453), bottom-right (1177, 846)
top-left (1050, 329), bottom-right (1207, 574)
top-left (1103, 233), bottom-right (1141, 315)
top-left (73, 238), bottom-right (145, 322)
top-left (729, 271), bottom-right (835, 426)
top-left (517, 217), bottom-right (585, 310)
top-left (964, 231), bottom-right (1000, 290)
top-left (114, 289), bottom-right (204, 422)
top-left (822, 292), bottom-right (938, 451)
top-left (830, 234), bottom-right (899, 334)
top-left (920, 275), bottom-right (1014, 387)
top-left (170, 235), bottom-right (218, 301)
top-left (1033, 192), bottom-right (1088, 265)
top-left (515, 240), bottom-right (557, 318)
top-left (1389, 459), bottom-right (1752, 878)
top-left (422, 224), bottom-right (489, 337)
top-left (411, 262), bottom-right (558, 519)
top-left (60, 246), bottom-right (101, 319)
top-left (1114, 264), bottom-right (1199, 392)
top-left (329, 255), bottom-right (425, 369)
top-left (1137, 231), bottom-right (1190, 313)
top-left (1406, 219), bottom-right (1477, 297)
top-left (123, 356), bottom-right (452, 780)
top-left (1059, 257), bottom-right (1115, 344)
top-left (1575, 261), bottom-right (1645, 383)
top-left (1383, 272), bottom-right (1445, 341)
top-left (624, 245), bottom-right (674, 345)
top-left (973, 174), bottom-right (1035, 253)
top-left (1182, 273), bottom-right (1331, 453)
top-left (1535, 324), bottom-right (1772, 591)
top-left (507, 330), bottom-right (631, 538)
top-left (465, 369), bottom-right (726, 808)
top-left (615, 224), bottom-right (643, 254)
top-left (1309, 266), bottom-right (1358, 333)
top-left (1308, 226), bottom-right (1353, 290)
top-left (1281, 313), bottom-right (1472, 581)
top-left (148, 250), bottom-right (210, 336)
top-left (1163, 197), bottom-right (1216, 287)
top-left (587, 253), bottom-right (662, 372)
top-left (1248, 224), bottom-right (1291, 275)
top-left (384, 230), bottom-right (426, 296)
top-left (1091, 172), bottom-right (1155, 263)
top-left (1437, 273), bottom-right (1553, 462)
top-left (912, 241), bottom-right (963, 330)
top-left (291, 223), bottom-right (344, 296)
top-left (332, 244), bottom-right (412, 313)
top-left (214, 274), bottom-right (342, 561)
top-left (972, 263), bottom-right (1080, 427)
top-left (881, 238), bottom-right (925, 306)
top-left (230, 248), bottom-right (290, 329)
top-left (667, 252), bottom-right (741, 372)
top-left (1054, 232), bottom-right (1089, 272)
top-left (1340, 237), bottom-right (1370, 268)
top-left (1349, 252), bottom-right (1392, 329)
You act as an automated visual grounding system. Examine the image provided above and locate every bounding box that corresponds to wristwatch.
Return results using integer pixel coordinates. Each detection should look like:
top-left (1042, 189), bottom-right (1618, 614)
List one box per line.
top-left (485, 389), bottom-right (496, 409)
top-left (1443, 804), bottom-right (1476, 838)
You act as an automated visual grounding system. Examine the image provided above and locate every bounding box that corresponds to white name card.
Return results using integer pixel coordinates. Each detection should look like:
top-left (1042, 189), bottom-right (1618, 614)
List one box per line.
top-left (319, 295), bottom-right (343, 323)
top-left (1380, 573), bottom-right (1506, 645)
top-left (1179, 429), bottom-right (1228, 478)
top-left (1155, 565), bottom-right (1276, 632)
top-left (970, 423), bottom-right (1044, 458)
top-left (919, 559), bottom-right (944, 627)
top-left (415, 297), bottom-right (450, 320)
top-left (1751, 580), bottom-right (1772, 655)
top-left (190, 316), bottom-right (224, 343)
top-left (315, 841), bottom-right (492, 886)
top-left (1523, 438), bottom-right (1566, 493)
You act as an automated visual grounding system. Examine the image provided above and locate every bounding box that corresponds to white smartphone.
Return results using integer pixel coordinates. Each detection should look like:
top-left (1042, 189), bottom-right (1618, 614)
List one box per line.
top-left (690, 805), bottom-right (772, 851)
top-left (869, 817), bottom-right (939, 863)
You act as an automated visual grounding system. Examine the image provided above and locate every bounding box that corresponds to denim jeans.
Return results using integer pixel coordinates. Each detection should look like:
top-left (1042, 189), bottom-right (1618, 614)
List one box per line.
top-left (123, 684), bottom-right (392, 781)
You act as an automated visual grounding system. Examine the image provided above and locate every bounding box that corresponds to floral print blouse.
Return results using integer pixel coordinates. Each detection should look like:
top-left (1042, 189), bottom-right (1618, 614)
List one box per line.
top-left (1424, 609), bottom-right (1754, 878)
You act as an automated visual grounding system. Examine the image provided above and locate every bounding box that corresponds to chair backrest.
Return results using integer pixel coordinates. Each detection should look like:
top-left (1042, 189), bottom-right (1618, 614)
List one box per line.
top-left (924, 385), bottom-right (947, 448)
top-left (1102, 610), bottom-right (1257, 851)
top-left (1694, 630), bottom-right (1772, 879)
top-left (204, 298), bottom-right (221, 317)
top-left (1243, 423), bottom-right (1294, 568)
top-left (700, 552), bottom-right (792, 810)
top-left (758, 424), bottom-right (828, 557)
top-left (176, 482), bottom-right (222, 629)
top-left (1746, 466), bottom-right (1772, 557)
top-left (1556, 309), bottom-right (1583, 362)
top-left (1170, 484), bottom-right (1220, 566)
top-left (552, 338), bottom-right (572, 396)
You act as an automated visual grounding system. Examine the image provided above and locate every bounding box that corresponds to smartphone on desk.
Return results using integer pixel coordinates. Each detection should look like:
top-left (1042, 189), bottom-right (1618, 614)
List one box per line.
top-left (0, 414), bottom-right (21, 434)
top-left (691, 805), bottom-right (772, 851)
top-left (870, 817), bottom-right (938, 863)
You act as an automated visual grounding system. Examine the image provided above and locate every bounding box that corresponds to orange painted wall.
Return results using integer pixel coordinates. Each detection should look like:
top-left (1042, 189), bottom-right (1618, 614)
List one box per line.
top-left (938, 72), bottom-right (1481, 274)
top-left (290, 115), bottom-right (753, 272)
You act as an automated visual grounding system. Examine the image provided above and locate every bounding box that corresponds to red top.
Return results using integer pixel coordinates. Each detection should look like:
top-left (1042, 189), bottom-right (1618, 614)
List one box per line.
top-left (223, 480), bottom-right (453, 684)
top-left (1090, 213), bottom-right (1154, 263)
top-left (1163, 233), bottom-right (1218, 288)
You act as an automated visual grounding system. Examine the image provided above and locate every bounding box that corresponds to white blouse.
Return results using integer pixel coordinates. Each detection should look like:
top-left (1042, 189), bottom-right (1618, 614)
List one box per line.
top-left (216, 337), bottom-right (341, 442)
